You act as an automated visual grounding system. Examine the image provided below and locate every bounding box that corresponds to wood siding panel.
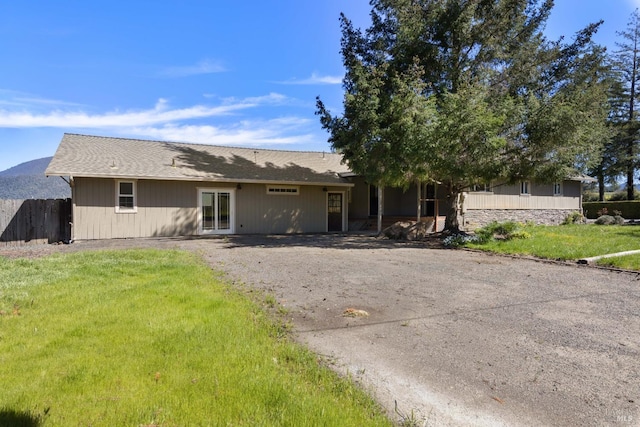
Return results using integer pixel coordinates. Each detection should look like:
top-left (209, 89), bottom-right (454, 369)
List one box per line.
top-left (74, 178), bottom-right (198, 239)
top-left (465, 194), bottom-right (580, 210)
top-left (137, 180), bottom-right (198, 237)
top-left (348, 179), bottom-right (421, 218)
top-left (563, 181), bottom-right (581, 197)
top-left (384, 186), bottom-right (418, 216)
top-left (489, 180), bottom-right (581, 197)
top-left (74, 178), bottom-right (340, 238)
top-left (236, 184), bottom-right (330, 233)
top-left (348, 176), bottom-right (369, 219)
top-left (465, 180), bottom-right (582, 211)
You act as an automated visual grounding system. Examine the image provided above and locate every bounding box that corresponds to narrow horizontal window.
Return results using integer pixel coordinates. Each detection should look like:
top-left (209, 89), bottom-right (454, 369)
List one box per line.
top-left (266, 185), bottom-right (299, 195)
top-left (470, 182), bottom-right (492, 192)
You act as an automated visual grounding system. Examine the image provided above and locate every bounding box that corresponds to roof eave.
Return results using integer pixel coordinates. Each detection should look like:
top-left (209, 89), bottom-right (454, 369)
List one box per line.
top-left (44, 172), bottom-right (354, 187)
top-left (567, 175), bottom-right (597, 183)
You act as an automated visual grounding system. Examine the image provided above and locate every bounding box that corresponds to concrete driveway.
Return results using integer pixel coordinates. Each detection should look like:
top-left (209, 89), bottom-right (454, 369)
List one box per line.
top-left (8, 234), bottom-right (639, 425)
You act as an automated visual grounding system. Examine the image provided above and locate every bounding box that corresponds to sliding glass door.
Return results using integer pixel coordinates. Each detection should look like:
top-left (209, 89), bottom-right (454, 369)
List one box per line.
top-left (198, 189), bottom-right (235, 234)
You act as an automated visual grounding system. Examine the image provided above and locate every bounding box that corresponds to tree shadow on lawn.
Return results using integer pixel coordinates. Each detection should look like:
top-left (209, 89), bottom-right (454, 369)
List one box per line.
top-left (0, 408), bottom-right (47, 427)
top-left (612, 224), bottom-right (640, 238)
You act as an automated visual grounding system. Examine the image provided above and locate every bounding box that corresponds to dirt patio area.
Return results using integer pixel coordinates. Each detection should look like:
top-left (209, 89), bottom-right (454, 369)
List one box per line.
top-left (2, 234), bottom-right (639, 426)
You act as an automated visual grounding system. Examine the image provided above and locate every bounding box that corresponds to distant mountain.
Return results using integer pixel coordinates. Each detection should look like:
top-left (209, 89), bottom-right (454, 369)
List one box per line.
top-left (0, 157), bottom-right (71, 199)
top-left (0, 157), bottom-right (54, 177)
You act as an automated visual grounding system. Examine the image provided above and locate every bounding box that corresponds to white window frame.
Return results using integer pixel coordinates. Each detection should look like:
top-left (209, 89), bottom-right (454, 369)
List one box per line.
top-left (553, 182), bottom-right (563, 196)
top-left (115, 180), bottom-right (137, 213)
top-left (266, 185), bottom-right (299, 195)
top-left (470, 182), bottom-right (492, 193)
top-left (197, 188), bottom-right (235, 235)
top-left (520, 181), bottom-right (530, 196)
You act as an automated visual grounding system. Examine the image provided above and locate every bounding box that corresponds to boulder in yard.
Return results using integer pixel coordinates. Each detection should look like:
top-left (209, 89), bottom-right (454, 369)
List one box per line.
top-left (382, 219), bottom-right (434, 241)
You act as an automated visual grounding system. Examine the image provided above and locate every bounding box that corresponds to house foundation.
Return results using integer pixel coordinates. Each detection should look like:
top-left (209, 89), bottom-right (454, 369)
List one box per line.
top-left (462, 209), bottom-right (576, 230)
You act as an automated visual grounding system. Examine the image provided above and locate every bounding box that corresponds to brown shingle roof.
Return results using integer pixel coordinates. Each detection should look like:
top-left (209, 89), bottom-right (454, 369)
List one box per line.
top-left (46, 134), bottom-right (351, 186)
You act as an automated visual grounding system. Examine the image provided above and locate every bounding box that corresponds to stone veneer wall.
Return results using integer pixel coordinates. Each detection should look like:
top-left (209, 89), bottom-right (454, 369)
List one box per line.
top-left (462, 209), bottom-right (576, 230)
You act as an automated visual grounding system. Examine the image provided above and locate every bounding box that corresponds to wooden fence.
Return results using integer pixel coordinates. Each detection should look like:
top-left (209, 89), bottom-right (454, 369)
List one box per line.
top-left (0, 199), bottom-right (72, 246)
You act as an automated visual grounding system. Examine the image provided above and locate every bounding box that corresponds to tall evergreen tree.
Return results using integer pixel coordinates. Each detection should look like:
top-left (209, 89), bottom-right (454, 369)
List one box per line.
top-left (612, 9), bottom-right (640, 200)
top-left (318, 0), bottom-right (609, 231)
top-left (591, 66), bottom-right (627, 201)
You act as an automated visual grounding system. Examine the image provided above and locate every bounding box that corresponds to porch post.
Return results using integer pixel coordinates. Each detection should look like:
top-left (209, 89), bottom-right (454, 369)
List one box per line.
top-left (70, 177), bottom-right (76, 242)
top-left (377, 186), bottom-right (383, 234)
top-left (416, 180), bottom-right (421, 222)
top-left (434, 183), bottom-right (438, 232)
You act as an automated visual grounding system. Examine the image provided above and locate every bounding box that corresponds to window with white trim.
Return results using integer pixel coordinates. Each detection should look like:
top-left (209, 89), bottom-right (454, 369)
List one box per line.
top-left (520, 181), bottom-right (530, 195)
top-left (266, 185), bottom-right (299, 195)
top-left (116, 180), bottom-right (137, 213)
top-left (470, 182), bottom-right (492, 192)
top-left (553, 182), bottom-right (562, 196)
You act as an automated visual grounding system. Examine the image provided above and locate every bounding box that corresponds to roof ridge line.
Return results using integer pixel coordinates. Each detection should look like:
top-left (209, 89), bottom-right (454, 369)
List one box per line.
top-left (64, 133), bottom-right (339, 156)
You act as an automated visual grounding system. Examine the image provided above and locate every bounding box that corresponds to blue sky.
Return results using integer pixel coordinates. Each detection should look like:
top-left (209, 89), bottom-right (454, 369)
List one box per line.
top-left (0, 0), bottom-right (638, 171)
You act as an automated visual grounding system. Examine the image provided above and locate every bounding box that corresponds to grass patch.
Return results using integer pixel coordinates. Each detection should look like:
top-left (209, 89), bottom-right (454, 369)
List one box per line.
top-left (465, 224), bottom-right (640, 261)
top-left (0, 249), bottom-right (390, 426)
top-left (594, 254), bottom-right (640, 270)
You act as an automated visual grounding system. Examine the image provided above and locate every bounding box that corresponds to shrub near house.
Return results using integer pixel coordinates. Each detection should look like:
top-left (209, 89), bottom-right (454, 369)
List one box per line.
top-left (583, 201), bottom-right (640, 219)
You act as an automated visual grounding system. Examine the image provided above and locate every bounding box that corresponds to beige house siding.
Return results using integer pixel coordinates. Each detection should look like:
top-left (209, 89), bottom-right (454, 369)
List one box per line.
top-left (347, 179), bottom-right (443, 219)
top-left (73, 177), bottom-right (346, 240)
top-left (348, 176), bottom-right (370, 218)
top-left (465, 194), bottom-right (580, 210)
top-left (384, 186), bottom-right (420, 216)
top-left (49, 135), bottom-right (593, 238)
top-left (236, 183), bottom-right (345, 234)
top-left (464, 181), bottom-right (581, 211)
top-left (74, 178), bottom-right (199, 240)
top-left (461, 180), bottom-right (582, 229)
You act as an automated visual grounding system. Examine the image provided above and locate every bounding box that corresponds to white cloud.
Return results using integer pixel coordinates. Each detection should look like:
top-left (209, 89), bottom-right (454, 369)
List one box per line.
top-left (0, 105), bottom-right (239, 128)
top-left (129, 117), bottom-right (317, 146)
top-left (13, 97), bottom-right (85, 107)
top-left (0, 93), bottom-right (291, 128)
top-left (276, 72), bottom-right (343, 85)
top-left (0, 93), bottom-right (323, 148)
top-left (159, 59), bottom-right (226, 77)
top-left (0, 89), bottom-right (85, 108)
top-left (219, 92), bottom-right (290, 106)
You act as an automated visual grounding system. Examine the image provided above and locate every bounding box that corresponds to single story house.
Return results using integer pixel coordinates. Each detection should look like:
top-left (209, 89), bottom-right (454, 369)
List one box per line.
top-left (349, 178), bottom-right (585, 232)
top-left (45, 134), bottom-right (586, 240)
top-left (461, 179), bottom-right (586, 229)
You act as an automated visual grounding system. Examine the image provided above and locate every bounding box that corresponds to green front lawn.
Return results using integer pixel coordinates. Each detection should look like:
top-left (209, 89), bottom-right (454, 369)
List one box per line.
top-left (465, 224), bottom-right (640, 269)
top-left (0, 249), bottom-right (390, 426)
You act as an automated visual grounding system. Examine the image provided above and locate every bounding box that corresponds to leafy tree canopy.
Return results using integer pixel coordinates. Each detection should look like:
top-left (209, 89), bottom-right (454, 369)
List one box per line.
top-left (317, 0), bottom-right (610, 231)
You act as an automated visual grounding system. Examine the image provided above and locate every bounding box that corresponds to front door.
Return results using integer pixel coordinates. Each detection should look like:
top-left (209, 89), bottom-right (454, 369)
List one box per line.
top-left (327, 192), bottom-right (343, 232)
top-left (198, 188), bottom-right (235, 234)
